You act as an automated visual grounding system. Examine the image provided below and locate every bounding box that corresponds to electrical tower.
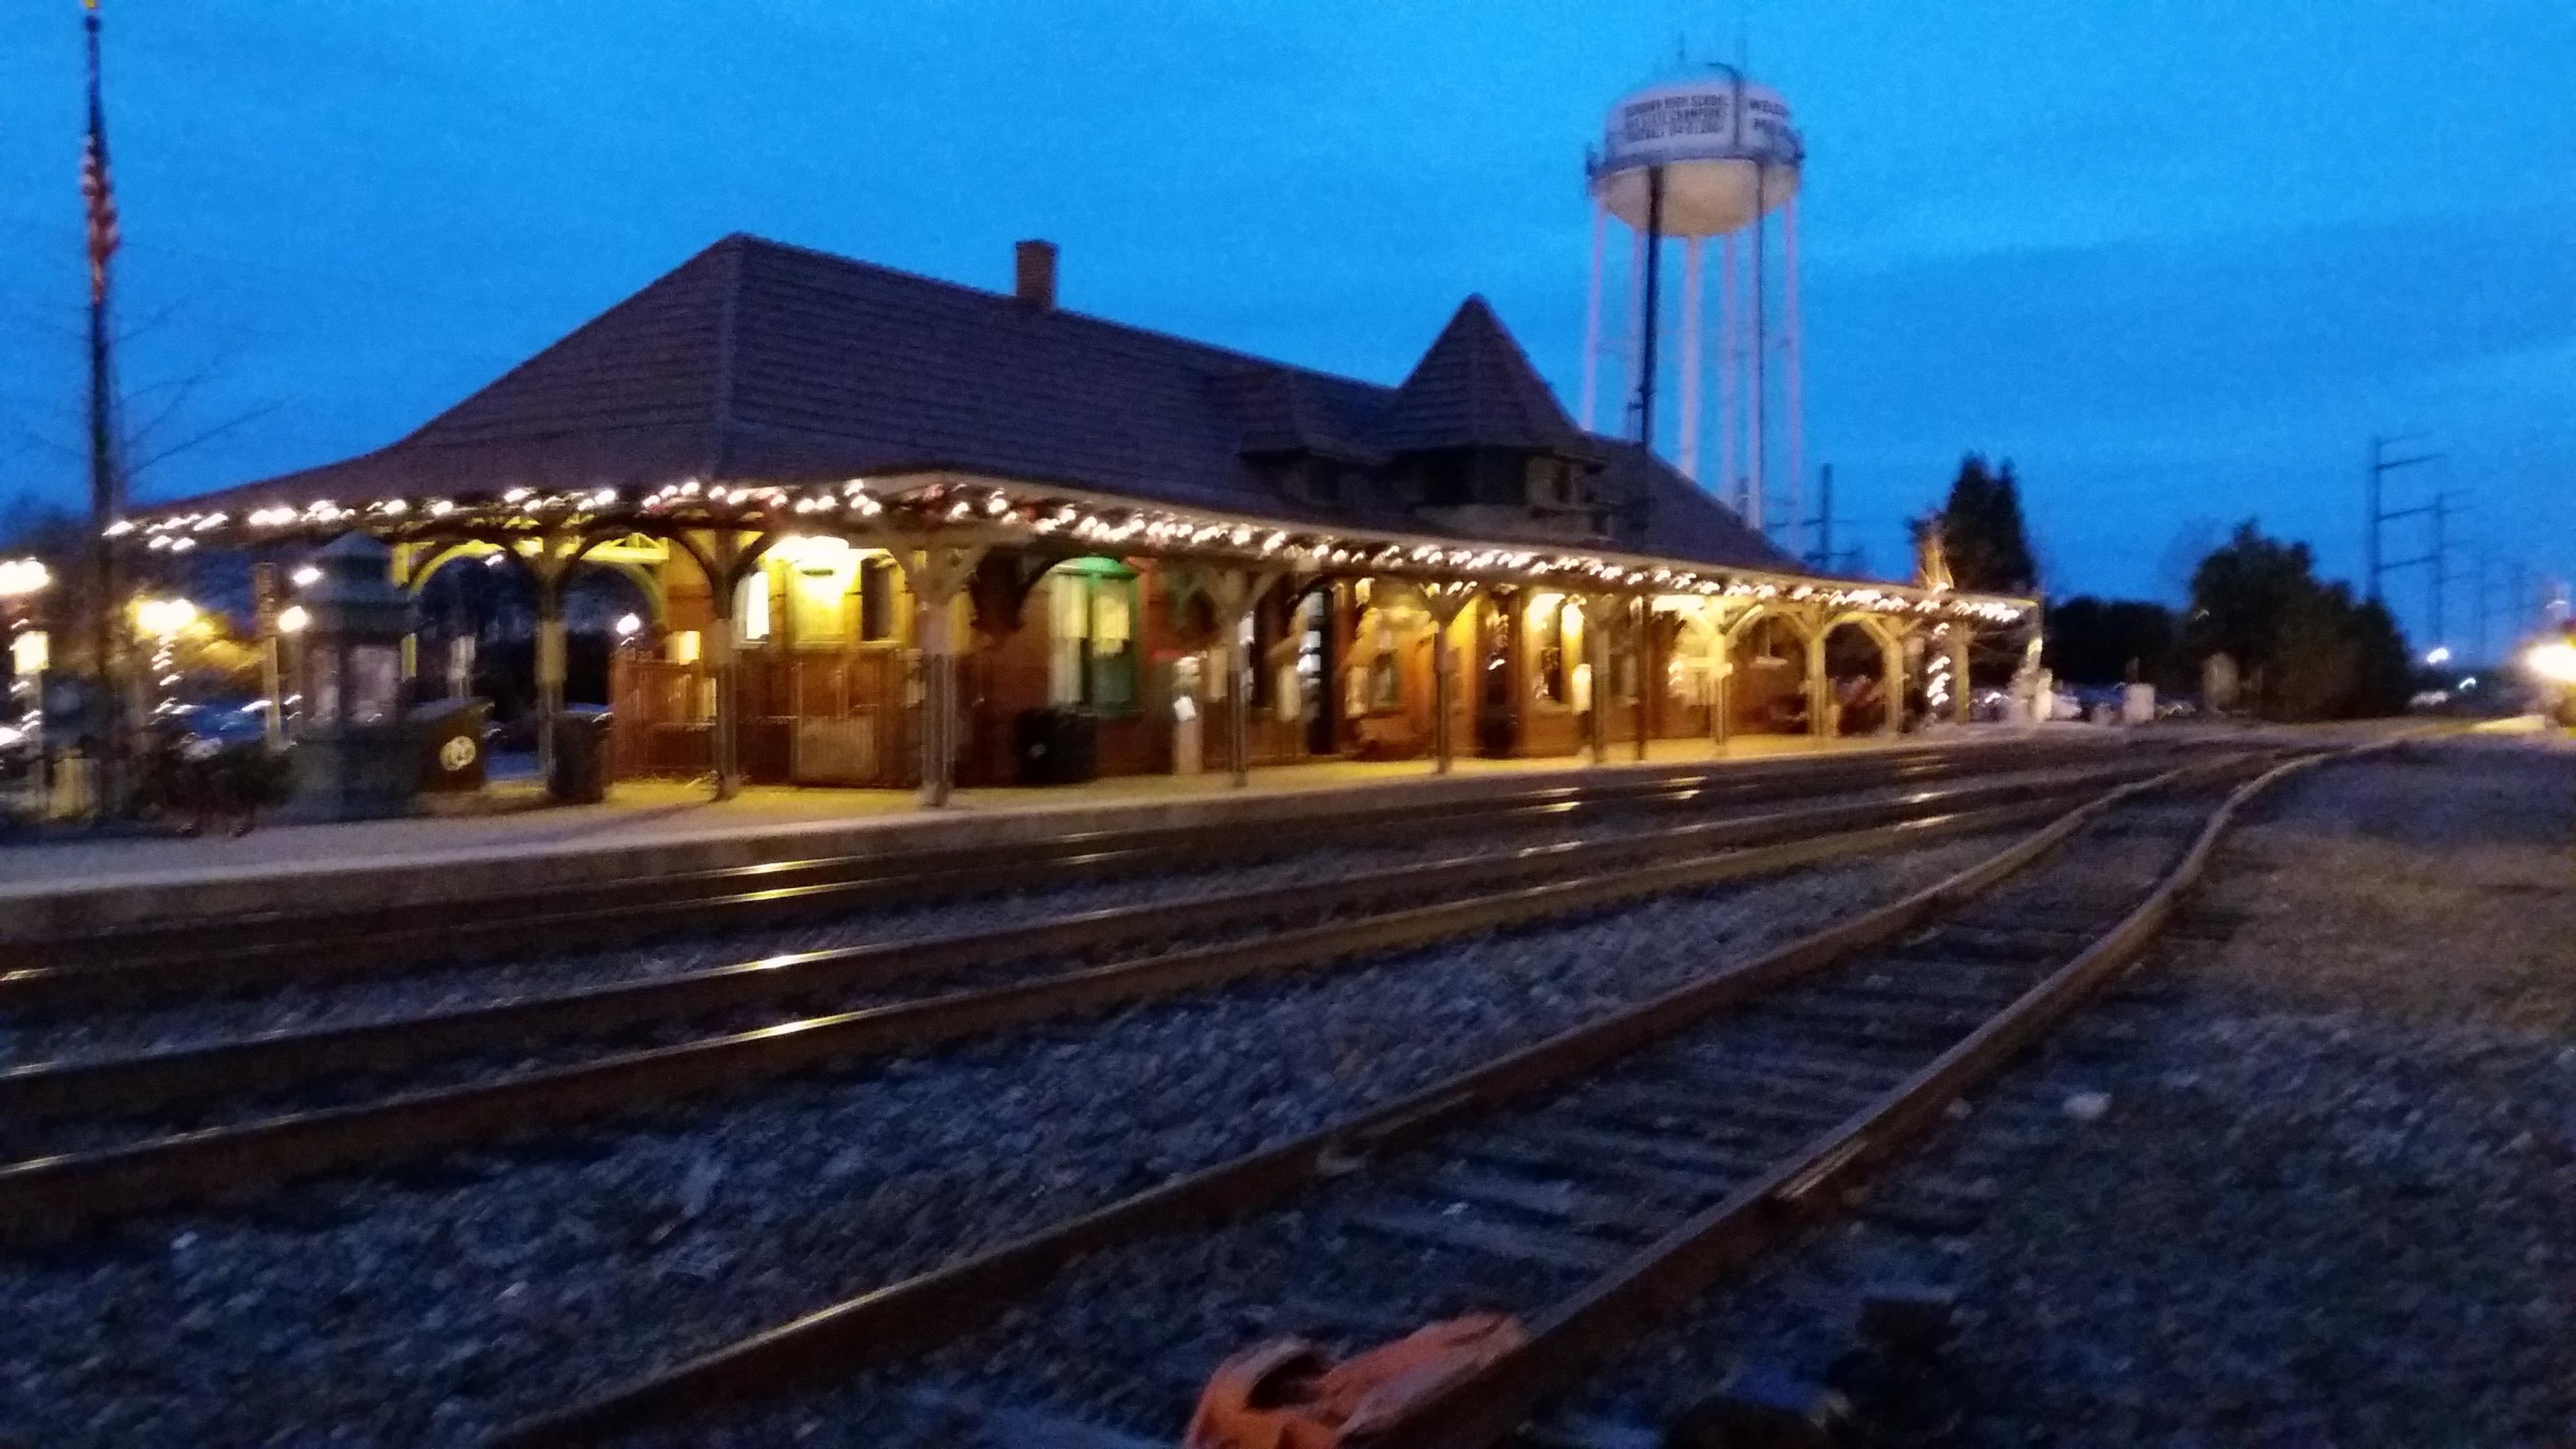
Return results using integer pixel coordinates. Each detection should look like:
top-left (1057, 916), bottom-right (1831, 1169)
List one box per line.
top-left (2365, 435), bottom-right (2440, 605)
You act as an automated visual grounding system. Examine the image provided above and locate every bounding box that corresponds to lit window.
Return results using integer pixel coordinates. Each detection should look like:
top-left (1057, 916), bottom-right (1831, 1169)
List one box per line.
top-left (1530, 594), bottom-right (1569, 704)
top-left (1046, 564), bottom-right (1138, 713)
top-left (734, 572), bottom-right (771, 643)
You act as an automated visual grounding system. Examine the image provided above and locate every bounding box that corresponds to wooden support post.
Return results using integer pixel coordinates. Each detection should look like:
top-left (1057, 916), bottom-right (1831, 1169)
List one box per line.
top-left (1631, 594), bottom-right (1651, 762)
top-left (1880, 627), bottom-right (1905, 737)
top-left (528, 543), bottom-right (572, 784)
top-left (1419, 584), bottom-right (1476, 776)
top-left (1949, 631), bottom-right (1973, 725)
top-left (680, 529), bottom-right (763, 803)
top-left (705, 582), bottom-right (740, 801)
top-left (1805, 620), bottom-right (1833, 741)
top-left (1192, 566), bottom-right (1279, 788)
top-left (390, 542), bottom-right (420, 686)
top-left (885, 539), bottom-right (987, 808)
top-left (1711, 608), bottom-right (1733, 751)
top-left (535, 588), bottom-right (567, 777)
top-left (1585, 594), bottom-right (1611, 766)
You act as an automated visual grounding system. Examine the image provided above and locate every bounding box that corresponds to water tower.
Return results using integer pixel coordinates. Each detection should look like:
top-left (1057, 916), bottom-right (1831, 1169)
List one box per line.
top-left (1582, 64), bottom-right (1805, 534)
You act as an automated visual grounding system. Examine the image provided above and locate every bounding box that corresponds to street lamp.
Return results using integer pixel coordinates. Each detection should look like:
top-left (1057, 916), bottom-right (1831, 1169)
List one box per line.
top-left (2424, 645), bottom-right (2453, 667)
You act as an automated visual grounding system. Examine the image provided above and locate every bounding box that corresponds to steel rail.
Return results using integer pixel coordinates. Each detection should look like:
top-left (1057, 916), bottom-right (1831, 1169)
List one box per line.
top-left (0, 759), bottom-right (2180, 1124)
top-left (1354, 747), bottom-right (2359, 1449)
top-left (489, 750), bottom-right (2284, 1448)
top-left (0, 769), bottom-right (2177, 1244)
top-left (0, 739), bottom-right (2142, 1009)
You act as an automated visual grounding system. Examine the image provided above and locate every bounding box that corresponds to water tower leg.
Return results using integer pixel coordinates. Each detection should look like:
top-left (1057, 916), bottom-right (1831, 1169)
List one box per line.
top-left (1580, 199), bottom-right (1607, 433)
top-left (1720, 232), bottom-right (1739, 511)
top-left (1784, 195), bottom-right (1806, 550)
top-left (1621, 229), bottom-right (1646, 429)
top-left (1678, 237), bottom-right (1704, 482)
top-left (1748, 170), bottom-right (1768, 535)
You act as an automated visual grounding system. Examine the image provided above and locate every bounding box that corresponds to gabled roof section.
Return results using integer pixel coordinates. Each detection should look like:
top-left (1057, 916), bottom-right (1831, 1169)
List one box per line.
top-left (1607, 449), bottom-right (1805, 572)
top-left (402, 236), bottom-right (741, 456)
top-left (162, 233), bottom-right (1831, 582)
top-left (1365, 296), bottom-right (1589, 455)
top-left (1206, 367), bottom-right (1387, 464)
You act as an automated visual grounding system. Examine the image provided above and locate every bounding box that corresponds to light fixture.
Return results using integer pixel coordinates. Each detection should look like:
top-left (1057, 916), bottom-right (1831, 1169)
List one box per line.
top-left (291, 564), bottom-right (322, 588)
top-left (276, 604), bottom-right (311, 635)
top-left (2523, 639), bottom-right (2576, 684)
top-left (0, 559), bottom-right (48, 599)
top-left (131, 596), bottom-right (199, 639)
top-left (614, 612), bottom-right (643, 638)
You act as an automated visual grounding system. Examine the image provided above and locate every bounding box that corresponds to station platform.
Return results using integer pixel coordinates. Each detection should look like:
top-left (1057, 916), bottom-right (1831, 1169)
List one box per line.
top-left (0, 727), bottom-right (2103, 939)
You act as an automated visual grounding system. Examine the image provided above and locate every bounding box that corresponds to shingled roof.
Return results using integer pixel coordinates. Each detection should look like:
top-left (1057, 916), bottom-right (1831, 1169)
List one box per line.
top-left (172, 233), bottom-right (1800, 574)
top-left (1365, 296), bottom-right (1592, 456)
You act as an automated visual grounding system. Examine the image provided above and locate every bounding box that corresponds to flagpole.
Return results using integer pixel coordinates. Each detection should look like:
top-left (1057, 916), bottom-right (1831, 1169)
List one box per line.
top-left (83, 0), bottom-right (123, 814)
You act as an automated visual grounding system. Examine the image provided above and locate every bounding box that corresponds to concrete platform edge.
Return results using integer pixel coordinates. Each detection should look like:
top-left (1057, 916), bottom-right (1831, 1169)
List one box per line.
top-left (0, 734), bottom-right (2072, 940)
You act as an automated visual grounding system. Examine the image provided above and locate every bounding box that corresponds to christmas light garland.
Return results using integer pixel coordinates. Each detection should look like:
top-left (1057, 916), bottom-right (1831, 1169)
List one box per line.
top-left (120, 472), bottom-right (2032, 627)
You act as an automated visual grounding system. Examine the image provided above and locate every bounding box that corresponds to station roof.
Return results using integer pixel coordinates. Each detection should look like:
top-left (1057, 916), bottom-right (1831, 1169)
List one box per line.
top-left (149, 235), bottom-right (1789, 565)
top-left (129, 234), bottom-right (2029, 625)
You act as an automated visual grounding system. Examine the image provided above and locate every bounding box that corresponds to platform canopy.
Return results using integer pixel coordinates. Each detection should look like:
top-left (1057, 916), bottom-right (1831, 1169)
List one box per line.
top-left (122, 233), bottom-right (2026, 627)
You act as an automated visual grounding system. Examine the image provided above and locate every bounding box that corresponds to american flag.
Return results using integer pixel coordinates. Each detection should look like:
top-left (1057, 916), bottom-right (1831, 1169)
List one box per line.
top-left (81, 0), bottom-right (118, 305)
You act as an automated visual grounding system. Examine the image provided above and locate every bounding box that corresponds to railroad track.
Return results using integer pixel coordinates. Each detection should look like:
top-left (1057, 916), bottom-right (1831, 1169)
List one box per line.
top-left (492, 745), bottom-right (2340, 1449)
top-left (0, 753), bottom-right (2195, 1244)
top-left (0, 736), bottom-right (2170, 1010)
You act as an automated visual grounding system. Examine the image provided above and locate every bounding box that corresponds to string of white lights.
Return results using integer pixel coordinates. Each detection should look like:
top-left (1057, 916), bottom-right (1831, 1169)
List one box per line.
top-left (121, 474), bottom-right (2031, 626)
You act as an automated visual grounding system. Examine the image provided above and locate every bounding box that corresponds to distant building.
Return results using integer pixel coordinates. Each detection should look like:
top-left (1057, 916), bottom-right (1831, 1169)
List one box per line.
top-left (125, 234), bottom-right (2024, 794)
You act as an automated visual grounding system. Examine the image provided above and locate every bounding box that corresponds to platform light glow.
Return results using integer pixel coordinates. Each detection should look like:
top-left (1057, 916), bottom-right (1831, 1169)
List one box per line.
top-left (0, 559), bottom-right (49, 598)
top-left (131, 596), bottom-right (199, 639)
top-left (2522, 639), bottom-right (2576, 684)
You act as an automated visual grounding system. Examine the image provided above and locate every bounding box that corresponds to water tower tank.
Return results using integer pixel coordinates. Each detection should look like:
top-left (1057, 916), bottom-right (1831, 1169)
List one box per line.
top-left (1589, 71), bottom-right (1802, 236)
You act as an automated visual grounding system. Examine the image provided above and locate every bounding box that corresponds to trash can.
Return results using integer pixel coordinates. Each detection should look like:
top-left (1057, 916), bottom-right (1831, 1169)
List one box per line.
top-left (411, 697), bottom-right (490, 794)
top-left (549, 705), bottom-right (614, 803)
top-left (1013, 706), bottom-right (1098, 786)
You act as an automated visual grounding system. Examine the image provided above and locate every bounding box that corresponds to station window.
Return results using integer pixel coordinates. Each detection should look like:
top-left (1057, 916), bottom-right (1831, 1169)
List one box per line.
top-left (1530, 594), bottom-right (1570, 705)
top-left (1525, 455), bottom-right (1576, 508)
top-left (734, 571), bottom-right (771, 643)
top-left (1046, 563), bottom-right (1138, 714)
top-left (858, 557), bottom-right (896, 641)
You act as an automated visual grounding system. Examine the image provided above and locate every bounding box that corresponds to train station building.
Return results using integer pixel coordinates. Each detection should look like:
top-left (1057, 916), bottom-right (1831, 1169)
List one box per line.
top-left (121, 234), bottom-right (2029, 800)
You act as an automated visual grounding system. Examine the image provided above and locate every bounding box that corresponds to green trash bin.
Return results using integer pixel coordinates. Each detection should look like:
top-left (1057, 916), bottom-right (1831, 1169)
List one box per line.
top-left (549, 706), bottom-right (614, 803)
top-left (411, 697), bottom-right (489, 795)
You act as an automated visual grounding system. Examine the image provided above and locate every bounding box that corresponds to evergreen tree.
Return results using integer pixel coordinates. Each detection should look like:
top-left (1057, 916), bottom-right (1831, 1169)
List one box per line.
top-left (2182, 521), bottom-right (2413, 720)
top-left (1938, 454), bottom-right (2039, 596)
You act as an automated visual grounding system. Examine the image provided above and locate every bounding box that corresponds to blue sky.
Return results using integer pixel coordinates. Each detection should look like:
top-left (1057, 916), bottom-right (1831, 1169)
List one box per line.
top-left (3, 1), bottom-right (2571, 651)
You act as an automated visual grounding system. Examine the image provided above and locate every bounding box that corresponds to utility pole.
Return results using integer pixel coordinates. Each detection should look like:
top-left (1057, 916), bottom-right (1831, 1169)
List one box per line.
top-left (2365, 435), bottom-right (2440, 604)
top-left (2477, 555), bottom-right (2533, 662)
top-left (2473, 550), bottom-right (2491, 667)
top-left (2430, 492), bottom-right (2450, 649)
top-left (1801, 464), bottom-right (1833, 570)
top-left (2379, 490), bottom-right (2458, 655)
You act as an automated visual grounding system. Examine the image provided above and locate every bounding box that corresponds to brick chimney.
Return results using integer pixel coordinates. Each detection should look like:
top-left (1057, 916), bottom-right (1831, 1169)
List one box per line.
top-left (1014, 239), bottom-right (1058, 309)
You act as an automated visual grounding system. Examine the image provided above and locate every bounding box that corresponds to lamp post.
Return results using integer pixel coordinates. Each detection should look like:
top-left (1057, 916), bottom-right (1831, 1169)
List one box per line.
top-left (293, 534), bottom-right (417, 818)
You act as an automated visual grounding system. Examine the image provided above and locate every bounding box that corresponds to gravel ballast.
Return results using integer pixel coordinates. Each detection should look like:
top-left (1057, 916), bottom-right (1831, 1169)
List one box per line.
top-left (0, 826), bottom-right (2017, 1446)
top-left (642, 788), bottom-right (2223, 1448)
top-left (1564, 737), bottom-right (2576, 1446)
